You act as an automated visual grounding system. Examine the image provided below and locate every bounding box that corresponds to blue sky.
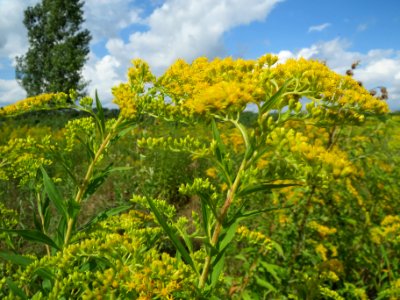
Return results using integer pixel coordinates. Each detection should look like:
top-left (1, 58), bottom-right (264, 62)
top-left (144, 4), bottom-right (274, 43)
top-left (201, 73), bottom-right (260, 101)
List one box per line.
top-left (1, 0), bottom-right (399, 109)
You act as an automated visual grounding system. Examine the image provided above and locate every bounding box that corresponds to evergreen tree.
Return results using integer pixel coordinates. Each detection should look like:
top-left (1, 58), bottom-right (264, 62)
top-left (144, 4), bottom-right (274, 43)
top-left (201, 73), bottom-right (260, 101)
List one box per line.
top-left (16, 0), bottom-right (91, 96)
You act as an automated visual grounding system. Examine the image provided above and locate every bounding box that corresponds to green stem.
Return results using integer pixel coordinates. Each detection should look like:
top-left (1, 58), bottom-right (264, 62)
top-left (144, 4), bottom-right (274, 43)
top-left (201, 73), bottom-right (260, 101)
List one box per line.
top-left (198, 157), bottom-right (247, 289)
top-left (63, 117), bottom-right (123, 246)
top-left (36, 192), bottom-right (50, 256)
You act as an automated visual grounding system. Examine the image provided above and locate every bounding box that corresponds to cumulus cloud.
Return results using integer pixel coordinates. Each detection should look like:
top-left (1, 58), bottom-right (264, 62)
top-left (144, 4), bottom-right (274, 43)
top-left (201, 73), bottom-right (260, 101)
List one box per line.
top-left (308, 22), bottom-right (331, 33)
top-left (276, 38), bottom-right (400, 110)
top-left (82, 53), bottom-right (122, 105)
top-left (104, 0), bottom-right (282, 71)
top-left (0, 0), bottom-right (40, 59)
top-left (83, 0), bottom-right (283, 104)
top-left (0, 79), bottom-right (25, 105)
top-left (83, 0), bottom-right (143, 43)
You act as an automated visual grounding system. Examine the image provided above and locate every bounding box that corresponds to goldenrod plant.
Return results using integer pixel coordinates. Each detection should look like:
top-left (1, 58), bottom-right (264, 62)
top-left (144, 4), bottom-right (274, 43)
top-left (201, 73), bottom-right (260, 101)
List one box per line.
top-left (0, 54), bottom-right (399, 299)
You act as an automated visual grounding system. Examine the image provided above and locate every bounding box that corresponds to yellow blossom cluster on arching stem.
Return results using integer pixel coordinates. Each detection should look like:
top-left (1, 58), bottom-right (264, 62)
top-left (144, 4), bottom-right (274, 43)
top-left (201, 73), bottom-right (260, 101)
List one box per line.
top-left (272, 58), bottom-right (389, 117)
top-left (157, 56), bottom-right (269, 117)
top-left (112, 59), bottom-right (156, 119)
top-left (0, 92), bottom-right (70, 117)
top-left (112, 54), bottom-right (389, 121)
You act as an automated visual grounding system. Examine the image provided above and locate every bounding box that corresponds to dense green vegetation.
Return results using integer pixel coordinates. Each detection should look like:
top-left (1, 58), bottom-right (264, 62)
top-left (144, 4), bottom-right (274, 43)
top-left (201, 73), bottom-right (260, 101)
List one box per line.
top-left (16, 0), bottom-right (91, 96)
top-left (0, 55), bottom-right (399, 299)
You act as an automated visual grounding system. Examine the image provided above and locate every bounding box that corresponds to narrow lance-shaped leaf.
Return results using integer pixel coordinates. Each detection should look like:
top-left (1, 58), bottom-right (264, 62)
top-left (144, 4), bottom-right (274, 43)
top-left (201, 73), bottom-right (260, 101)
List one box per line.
top-left (231, 119), bottom-right (253, 159)
top-left (210, 252), bottom-right (225, 289)
top-left (41, 166), bottom-right (67, 218)
top-left (261, 78), bottom-right (293, 114)
top-left (79, 205), bottom-right (133, 231)
top-left (211, 118), bottom-right (232, 185)
top-left (237, 181), bottom-right (302, 197)
top-left (6, 279), bottom-right (28, 300)
top-left (211, 118), bottom-right (226, 164)
top-left (95, 90), bottom-right (106, 138)
top-left (0, 252), bottom-right (34, 267)
top-left (146, 197), bottom-right (198, 274)
top-left (0, 229), bottom-right (60, 250)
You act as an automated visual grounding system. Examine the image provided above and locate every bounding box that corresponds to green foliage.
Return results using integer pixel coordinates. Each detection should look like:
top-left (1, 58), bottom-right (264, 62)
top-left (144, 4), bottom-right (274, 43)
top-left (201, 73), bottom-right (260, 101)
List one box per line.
top-left (15, 0), bottom-right (91, 96)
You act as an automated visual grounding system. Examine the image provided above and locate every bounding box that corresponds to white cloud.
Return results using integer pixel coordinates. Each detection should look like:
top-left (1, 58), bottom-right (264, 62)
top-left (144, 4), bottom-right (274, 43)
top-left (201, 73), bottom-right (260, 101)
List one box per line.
top-left (276, 38), bottom-right (400, 110)
top-left (106, 0), bottom-right (282, 71)
top-left (0, 79), bottom-right (26, 105)
top-left (82, 53), bottom-right (122, 106)
top-left (0, 0), bottom-right (40, 59)
top-left (84, 0), bottom-right (283, 104)
top-left (308, 22), bottom-right (331, 33)
top-left (83, 0), bottom-right (143, 43)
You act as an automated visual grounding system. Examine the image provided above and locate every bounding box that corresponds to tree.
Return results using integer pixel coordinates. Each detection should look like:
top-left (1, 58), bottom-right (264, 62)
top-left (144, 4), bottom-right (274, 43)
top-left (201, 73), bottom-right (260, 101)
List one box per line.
top-left (16, 0), bottom-right (91, 97)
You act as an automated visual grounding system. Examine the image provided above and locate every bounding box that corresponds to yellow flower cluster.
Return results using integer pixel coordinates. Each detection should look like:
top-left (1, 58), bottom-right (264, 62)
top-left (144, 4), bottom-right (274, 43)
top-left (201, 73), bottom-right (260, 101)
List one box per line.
top-left (0, 203), bottom-right (18, 240)
top-left (64, 117), bottom-right (96, 152)
top-left (112, 54), bottom-right (389, 121)
top-left (237, 226), bottom-right (272, 253)
top-left (112, 59), bottom-right (155, 118)
top-left (371, 215), bottom-right (400, 244)
top-left (319, 285), bottom-right (345, 300)
top-left (315, 243), bottom-right (329, 261)
top-left (157, 56), bottom-right (269, 116)
top-left (9, 209), bottom-right (196, 299)
top-left (0, 135), bottom-right (53, 185)
top-left (273, 58), bottom-right (389, 115)
top-left (0, 93), bottom-right (70, 117)
top-left (267, 127), bottom-right (356, 179)
top-left (221, 130), bottom-right (244, 153)
top-left (308, 221), bottom-right (337, 238)
top-left (112, 83), bottom-right (138, 118)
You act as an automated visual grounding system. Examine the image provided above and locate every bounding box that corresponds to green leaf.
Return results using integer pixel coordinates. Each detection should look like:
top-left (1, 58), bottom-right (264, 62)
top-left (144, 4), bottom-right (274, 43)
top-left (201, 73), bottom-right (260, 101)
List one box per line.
top-left (255, 276), bottom-right (277, 292)
top-left (34, 267), bottom-right (55, 282)
top-left (238, 182), bottom-right (301, 197)
top-left (271, 241), bottom-right (284, 257)
top-left (219, 221), bottom-right (239, 251)
top-left (211, 118), bottom-right (226, 164)
top-left (41, 166), bottom-right (67, 218)
top-left (242, 291), bottom-right (254, 300)
top-left (79, 205), bottom-right (132, 231)
top-left (261, 79), bottom-right (293, 114)
top-left (175, 222), bottom-right (194, 254)
top-left (0, 229), bottom-right (60, 250)
top-left (55, 217), bottom-right (67, 247)
top-left (231, 120), bottom-right (253, 159)
top-left (199, 196), bottom-right (210, 241)
top-left (6, 278), bottom-right (28, 300)
top-left (66, 199), bottom-right (81, 219)
top-left (76, 134), bottom-right (95, 161)
top-left (236, 205), bottom-right (294, 220)
top-left (210, 252), bottom-right (225, 288)
top-left (115, 121), bottom-right (137, 140)
top-left (84, 165), bottom-right (132, 199)
top-left (0, 252), bottom-right (34, 266)
top-left (259, 262), bottom-right (283, 283)
top-left (95, 90), bottom-right (106, 137)
top-left (146, 197), bottom-right (197, 274)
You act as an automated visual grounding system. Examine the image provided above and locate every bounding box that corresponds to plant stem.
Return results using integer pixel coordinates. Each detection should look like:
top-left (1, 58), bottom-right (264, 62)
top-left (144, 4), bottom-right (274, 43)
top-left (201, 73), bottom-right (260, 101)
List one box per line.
top-left (198, 157), bottom-right (247, 289)
top-left (37, 192), bottom-right (50, 256)
top-left (63, 117), bottom-right (123, 246)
